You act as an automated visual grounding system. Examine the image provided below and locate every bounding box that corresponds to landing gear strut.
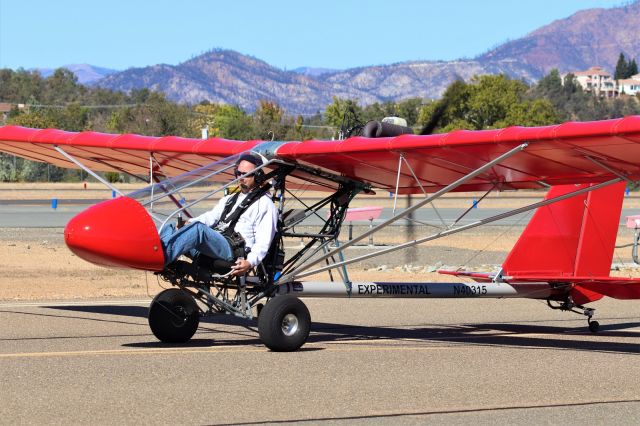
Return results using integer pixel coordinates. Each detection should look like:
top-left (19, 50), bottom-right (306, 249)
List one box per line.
top-left (547, 298), bottom-right (600, 333)
top-left (587, 316), bottom-right (600, 333)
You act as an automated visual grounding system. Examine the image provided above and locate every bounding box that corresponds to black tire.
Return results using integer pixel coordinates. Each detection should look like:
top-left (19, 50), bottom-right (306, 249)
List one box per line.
top-left (258, 296), bottom-right (310, 352)
top-left (149, 289), bottom-right (199, 343)
top-left (588, 320), bottom-right (600, 333)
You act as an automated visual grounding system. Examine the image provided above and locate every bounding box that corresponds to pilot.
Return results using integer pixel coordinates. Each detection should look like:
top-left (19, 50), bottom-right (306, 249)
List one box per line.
top-left (160, 153), bottom-right (278, 276)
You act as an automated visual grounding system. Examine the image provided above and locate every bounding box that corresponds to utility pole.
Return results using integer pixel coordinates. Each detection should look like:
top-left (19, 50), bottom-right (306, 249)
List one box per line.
top-left (405, 194), bottom-right (417, 265)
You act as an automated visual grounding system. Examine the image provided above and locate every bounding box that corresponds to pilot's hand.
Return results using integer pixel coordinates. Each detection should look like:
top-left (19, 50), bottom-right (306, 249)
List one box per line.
top-left (177, 219), bottom-right (194, 230)
top-left (231, 258), bottom-right (251, 276)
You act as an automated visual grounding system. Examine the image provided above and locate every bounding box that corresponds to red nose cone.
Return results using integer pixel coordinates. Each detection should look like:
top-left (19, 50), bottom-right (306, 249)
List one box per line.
top-left (65, 197), bottom-right (165, 271)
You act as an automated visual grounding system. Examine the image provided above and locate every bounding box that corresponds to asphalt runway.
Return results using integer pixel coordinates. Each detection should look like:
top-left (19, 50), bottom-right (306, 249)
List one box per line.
top-left (3, 199), bottom-right (640, 228)
top-left (2, 297), bottom-right (639, 424)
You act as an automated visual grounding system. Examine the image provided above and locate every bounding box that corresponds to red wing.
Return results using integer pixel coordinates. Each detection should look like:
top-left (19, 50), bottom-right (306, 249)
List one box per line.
top-left (2, 116), bottom-right (640, 192)
top-left (0, 126), bottom-right (260, 178)
top-left (276, 116), bottom-right (640, 193)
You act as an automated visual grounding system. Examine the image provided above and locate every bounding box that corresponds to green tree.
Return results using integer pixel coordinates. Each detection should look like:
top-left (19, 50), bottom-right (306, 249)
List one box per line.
top-left (50, 104), bottom-right (90, 131)
top-left (466, 75), bottom-right (529, 128)
top-left (396, 98), bottom-right (423, 127)
top-left (416, 80), bottom-right (472, 133)
top-left (7, 111), bottom-right (56, 128)
top-left (0, 153), bottom-right (18, 182)
top-left (629, 59), bottom-right (638, 77)
top-left (212, 104), bottom-right (254, 140)
top-left (106, 92), bottom-right (193, 137)
top-left (496, 99), bottom-right (559, 127)
top-left (324, 97), bottom-right (363, 130)
top-left (44, 68), bottom-right (86, 103)
top-left (361, 102), bottom-right (386, 123)
top-left (0, 69), bottom-right (45, 103)
top-left (615, 53), bottom-right (628, 80)
top-left (532, 69), bottom-right (563, 104)
top-left (190, 103), bottom-right (218, 136)
top-left (254, 100), bottom-right (285, 140)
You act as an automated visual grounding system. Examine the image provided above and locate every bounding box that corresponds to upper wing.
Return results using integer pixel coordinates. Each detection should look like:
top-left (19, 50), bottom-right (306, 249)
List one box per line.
top-left (276, 116), bottom-right (640, 193)
top-left (2, 116), bottom-right (640, 192)
top-left (0, 126), bottom-right (261, 178)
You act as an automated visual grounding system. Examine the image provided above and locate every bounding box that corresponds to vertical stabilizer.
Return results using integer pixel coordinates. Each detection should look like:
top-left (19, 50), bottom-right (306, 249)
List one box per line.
top-left (502, 182), bottom-right (625, 278)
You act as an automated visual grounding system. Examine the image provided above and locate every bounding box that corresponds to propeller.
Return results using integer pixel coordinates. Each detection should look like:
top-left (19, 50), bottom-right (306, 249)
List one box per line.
top-left (419, 96), bottom-right (450, 135)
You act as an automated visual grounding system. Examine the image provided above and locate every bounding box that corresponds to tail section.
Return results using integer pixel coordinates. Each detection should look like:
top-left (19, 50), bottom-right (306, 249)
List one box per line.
top-left (502, 182), bottom-right (626, 279)
top-left (438, 181), bottom-right (635, 304)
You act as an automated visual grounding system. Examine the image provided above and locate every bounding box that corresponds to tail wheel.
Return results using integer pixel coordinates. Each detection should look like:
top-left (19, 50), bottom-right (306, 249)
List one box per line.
top-left (258, 296), bottom-right (310, 352)
top-left (148, 289), bottom-right (199, 343)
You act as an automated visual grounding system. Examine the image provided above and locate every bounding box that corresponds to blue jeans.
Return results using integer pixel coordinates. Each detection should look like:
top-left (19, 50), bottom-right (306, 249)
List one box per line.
top-left (160, 222), bottom-right (233, 266)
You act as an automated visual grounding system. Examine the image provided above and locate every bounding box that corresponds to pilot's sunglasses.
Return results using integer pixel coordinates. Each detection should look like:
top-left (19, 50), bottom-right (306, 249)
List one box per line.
top-left (234, 170), bottom-right (254, 178)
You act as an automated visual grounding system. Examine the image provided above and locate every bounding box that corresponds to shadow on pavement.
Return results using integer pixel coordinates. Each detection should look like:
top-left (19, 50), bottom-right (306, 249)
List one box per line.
top-left (40, 304), bottom-right (640, 355)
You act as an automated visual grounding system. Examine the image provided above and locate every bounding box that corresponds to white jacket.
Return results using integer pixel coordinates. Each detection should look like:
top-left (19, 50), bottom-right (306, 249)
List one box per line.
top-left (193, 192), bottom-right (278, 267)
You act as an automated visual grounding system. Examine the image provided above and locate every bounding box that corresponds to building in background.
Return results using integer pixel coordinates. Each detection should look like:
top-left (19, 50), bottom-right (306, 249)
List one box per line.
top-left (619, 74), bottom-right (640, 96)
top-left (564, 67), bottom-right (640, 98)
top-left (570, 67), bottom-right (618, 97)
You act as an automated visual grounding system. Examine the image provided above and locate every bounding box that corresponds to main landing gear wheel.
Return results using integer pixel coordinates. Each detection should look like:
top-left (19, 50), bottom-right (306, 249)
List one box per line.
top-left (588, 319), bottom-right (600, 333)
top-left (258, 295), bottom-right (310, 352)
top-left (149, 289), bottom-right (200, 343)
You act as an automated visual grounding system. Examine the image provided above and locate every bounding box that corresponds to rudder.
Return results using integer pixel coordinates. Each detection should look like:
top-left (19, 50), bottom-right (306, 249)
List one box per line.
top-left (502, 182), bottom-right (626, 278)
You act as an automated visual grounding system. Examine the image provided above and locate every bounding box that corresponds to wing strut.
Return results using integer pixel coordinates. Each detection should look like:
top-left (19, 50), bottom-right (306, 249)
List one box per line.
top-left (449, 184), bottom-right (496, 228)
top-left (290, 177), bottom-right (622, 280)
top-left (583, 155), bottom-right (634, 183)
top-left (278, 143), bottom-right (529, 283)
top-left (53, 145), bottom-right (171, 224)
top-left (54, 145), bottom-right (124, 196)
top-left (149, 153), bottom-right (194, 219)
top-left (392, 153), bottom-right (446, 228)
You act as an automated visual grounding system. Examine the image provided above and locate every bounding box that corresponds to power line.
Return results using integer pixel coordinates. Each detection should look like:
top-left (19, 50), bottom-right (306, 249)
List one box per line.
top-left (1, 102), bottom-right (138, 109)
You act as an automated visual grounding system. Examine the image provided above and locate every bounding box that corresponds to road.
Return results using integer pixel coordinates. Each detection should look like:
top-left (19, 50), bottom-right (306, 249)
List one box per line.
top-left (3, 200), bottom-right (640, 228)
top-left (1, 297), bottom-right (639, 424)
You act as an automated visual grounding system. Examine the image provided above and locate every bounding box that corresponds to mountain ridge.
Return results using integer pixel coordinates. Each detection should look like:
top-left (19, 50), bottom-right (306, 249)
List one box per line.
top-left (91, 1), bottom-right (639, 114)
top-left (35, 64), bottom-right (118, 84)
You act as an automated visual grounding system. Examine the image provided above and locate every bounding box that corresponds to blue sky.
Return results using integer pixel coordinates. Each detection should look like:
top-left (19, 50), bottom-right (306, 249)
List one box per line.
top-left (0, 0), bottom-right (626, 71)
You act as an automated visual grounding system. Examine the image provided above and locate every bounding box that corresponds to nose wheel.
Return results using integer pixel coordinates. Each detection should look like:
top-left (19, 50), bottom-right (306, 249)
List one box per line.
top-left (149, 289), bottom-right (200, 343)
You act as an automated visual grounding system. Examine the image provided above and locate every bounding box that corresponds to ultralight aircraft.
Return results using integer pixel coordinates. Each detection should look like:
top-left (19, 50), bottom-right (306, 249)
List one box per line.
top-left (1, 115), bottom-right (640, 351)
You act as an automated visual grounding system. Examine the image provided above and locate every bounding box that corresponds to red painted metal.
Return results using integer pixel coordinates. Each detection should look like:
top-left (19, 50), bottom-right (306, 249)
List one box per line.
top-left (5, 119), bottom-right (640, 301)
top-left (502, 185), bottom-right (588, 277)
top-left (2, 116), bottom-right (640, 193)
top-left (501, 181), bottom-right (627, 304)
top-left (440, 181), bottom-right (640, 303)
top-left (569, 285), bottom-right (604, 305)
top-left (579, 280), bottom-right (640, 300)
top-left (573, 182), bottom-right (625, 276)
top-left (501, 182), bottom-right (625, 278)
top-left (64, 197), bottom-right (164, 271)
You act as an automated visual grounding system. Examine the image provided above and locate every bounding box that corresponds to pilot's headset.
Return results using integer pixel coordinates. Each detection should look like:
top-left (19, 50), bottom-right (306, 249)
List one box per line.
top-left (235, 153), bottom-right (267, 185)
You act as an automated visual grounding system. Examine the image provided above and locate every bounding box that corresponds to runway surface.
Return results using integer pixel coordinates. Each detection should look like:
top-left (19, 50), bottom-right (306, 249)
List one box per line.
top-left (2, 297), bottom-right (639, 424)
top-left (3, 199), bottom-right (640, 228)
